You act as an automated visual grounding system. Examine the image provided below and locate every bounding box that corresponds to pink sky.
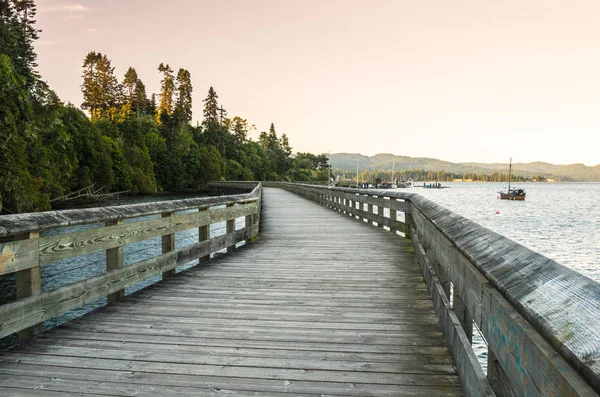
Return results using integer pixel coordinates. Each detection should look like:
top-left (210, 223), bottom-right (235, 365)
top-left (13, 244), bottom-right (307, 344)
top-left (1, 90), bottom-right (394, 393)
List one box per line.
top-left (34, 0), bottom-right (600, 166)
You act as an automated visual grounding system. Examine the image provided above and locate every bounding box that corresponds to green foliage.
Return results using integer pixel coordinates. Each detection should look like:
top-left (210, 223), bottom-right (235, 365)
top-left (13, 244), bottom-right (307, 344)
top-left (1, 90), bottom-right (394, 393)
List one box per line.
top-left (203, 86), bottom-right (219, 125)
top-left (81, 52), bottom-right (122, 120)
top-left (0, 12), bottom-right (328, 213)
top-left (175, 68), bottom-right (193, 124)
top-left (157, 63), bottom-right (174, 121)
top-left (0, 52), bottom-right (48, 212)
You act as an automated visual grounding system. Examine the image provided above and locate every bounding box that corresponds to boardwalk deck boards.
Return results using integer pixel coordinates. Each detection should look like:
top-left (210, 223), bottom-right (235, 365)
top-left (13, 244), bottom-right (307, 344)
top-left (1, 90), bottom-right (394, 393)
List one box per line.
top-left (0, 188), bottom-right (464, 396)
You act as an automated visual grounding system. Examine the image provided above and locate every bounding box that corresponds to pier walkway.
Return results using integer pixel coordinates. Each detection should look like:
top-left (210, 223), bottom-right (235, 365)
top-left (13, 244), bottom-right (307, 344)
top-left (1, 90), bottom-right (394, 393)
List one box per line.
top-left (0, 188), bottom-right (464, 396)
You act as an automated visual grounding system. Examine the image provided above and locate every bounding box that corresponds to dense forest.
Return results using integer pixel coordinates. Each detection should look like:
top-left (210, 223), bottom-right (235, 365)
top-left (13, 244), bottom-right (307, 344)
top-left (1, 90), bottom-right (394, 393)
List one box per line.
top-left (0, 0), bottom-right (329, 214)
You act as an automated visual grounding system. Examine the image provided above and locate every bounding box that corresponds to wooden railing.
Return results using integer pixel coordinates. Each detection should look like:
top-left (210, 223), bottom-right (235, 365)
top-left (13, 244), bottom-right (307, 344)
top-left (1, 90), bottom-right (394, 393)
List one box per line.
top-left (0, 183), bottom-right (261, 342)
top-left (268, 182), bottom-right (599, 397)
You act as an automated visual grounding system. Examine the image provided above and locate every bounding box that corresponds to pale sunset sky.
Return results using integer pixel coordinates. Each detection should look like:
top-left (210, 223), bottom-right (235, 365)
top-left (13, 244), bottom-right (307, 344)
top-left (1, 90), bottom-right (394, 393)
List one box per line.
top-left (34, 0), bottom-right (600, 166)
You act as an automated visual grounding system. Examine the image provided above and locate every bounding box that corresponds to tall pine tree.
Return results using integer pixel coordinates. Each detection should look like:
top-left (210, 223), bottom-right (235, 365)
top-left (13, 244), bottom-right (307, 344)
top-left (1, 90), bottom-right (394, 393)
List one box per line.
top-left (81, 52), bottom-right (120, 120)
top-left (157, 63), bottom-right (174, 122)
top-left (203, 86), bottom-right (219, 125)
top-left (122, 67), bottom-right (138, 113)
top-left (133, 79), bottom-right (149, 117)
top-left (175, 68), bottom-right (192, 124)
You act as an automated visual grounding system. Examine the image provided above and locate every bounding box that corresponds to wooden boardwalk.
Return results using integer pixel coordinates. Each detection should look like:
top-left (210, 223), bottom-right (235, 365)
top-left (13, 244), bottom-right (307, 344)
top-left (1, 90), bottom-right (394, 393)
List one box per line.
top-left (0, 188), bottom-right (464, 396)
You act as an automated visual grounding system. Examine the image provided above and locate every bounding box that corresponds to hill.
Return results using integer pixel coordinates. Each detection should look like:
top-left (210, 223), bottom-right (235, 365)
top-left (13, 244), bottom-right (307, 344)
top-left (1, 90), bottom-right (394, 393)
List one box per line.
top-left (329, 153), bottom-right (600, 182)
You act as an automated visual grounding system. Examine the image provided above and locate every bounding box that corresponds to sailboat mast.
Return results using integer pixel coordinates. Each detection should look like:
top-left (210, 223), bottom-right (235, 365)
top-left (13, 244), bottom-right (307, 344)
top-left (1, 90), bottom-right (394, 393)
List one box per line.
top-left (508, 157), bottom-right (512, 192)
top-left (392, 160), bottom-right (395, 185)
top-left (356, 164), bottom-right (359, 188)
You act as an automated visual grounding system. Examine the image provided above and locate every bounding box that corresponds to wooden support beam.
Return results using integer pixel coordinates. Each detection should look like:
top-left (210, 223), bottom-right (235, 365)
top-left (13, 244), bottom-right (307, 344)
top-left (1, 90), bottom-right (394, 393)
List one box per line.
top-left (161, 212), bottom-right (176, 279)
top-left (15, 232), bottom-right (41, 342)
top-left (245, 212), bottom-right (253, 244)
top-left (105, 219), bottom-right (124, 304)
top-left (453, 290), bottom-right (473, 344)
top-left (199, 207), bottom-right (210, 263)
top-left (487, 349), bottom-right (516, 397)
top-left (377, 199), bottom-right (384, 228)
top-left (404, 212), bottom-right (414, 239)
top-left (390, 207), bottom-right (398, 234)
top-left (226, 203), bottom-right (235, 253)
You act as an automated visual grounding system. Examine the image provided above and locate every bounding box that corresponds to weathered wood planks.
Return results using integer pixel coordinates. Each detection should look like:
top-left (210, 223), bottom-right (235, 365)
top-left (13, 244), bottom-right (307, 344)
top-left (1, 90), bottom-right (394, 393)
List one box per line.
top-left (0, 226), bottom-right (258, 340)
top-left (0, 187), bottom-right (463, 396)
top-left (268, 181), bottom-right (600, 397)
top-left (0, 184), bottom-right (261, 346)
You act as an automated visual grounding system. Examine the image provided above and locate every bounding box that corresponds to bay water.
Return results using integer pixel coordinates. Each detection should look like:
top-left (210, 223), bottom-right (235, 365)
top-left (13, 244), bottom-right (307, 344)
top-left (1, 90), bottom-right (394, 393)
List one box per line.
top-left (408, 181), bottom-right (600, 371)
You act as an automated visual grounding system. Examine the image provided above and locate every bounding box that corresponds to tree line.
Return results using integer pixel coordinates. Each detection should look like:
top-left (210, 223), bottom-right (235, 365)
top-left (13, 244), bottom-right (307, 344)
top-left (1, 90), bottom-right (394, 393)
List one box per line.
top-left (0, 0), bottom-right (329, 214)
top-left (340, 169), bottom-right (547, 183)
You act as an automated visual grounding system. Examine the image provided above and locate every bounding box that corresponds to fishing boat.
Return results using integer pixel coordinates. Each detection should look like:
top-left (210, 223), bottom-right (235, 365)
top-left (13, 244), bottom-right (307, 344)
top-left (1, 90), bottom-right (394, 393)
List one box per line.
top-left (498, 158), bottom-right (526, 200)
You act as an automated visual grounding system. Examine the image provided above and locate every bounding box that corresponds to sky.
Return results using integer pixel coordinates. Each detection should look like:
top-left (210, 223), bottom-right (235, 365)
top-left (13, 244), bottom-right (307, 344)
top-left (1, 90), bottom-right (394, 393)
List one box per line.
top-left (34, 0), bottom-right (600, 166)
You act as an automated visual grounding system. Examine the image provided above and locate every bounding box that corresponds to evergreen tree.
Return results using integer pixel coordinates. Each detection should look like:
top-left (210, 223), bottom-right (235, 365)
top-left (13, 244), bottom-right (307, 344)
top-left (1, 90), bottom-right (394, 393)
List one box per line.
top-left (267, 123), bottom-right (278, 152)
top-left (203, 86), bottom-right (219, 125)
top-left (157, 63), bottom-right (174, 121)
top-left (133, 79), bottom-right (149, 117)
top-left (123, 67), bottom-right (138, 113)
top-left (258, 131), bottom-right (268, 150)
top-left (175, 68), bottom-right (193, 124)
top-left (148, 93), bottom-right (157, 116)
top-left (96, 53), bottom-right (121, 120)
top-left (81, 52), bottom-right (120, 120)
top-left (81, 51), bottom-right (101, 119)
top-left (0, 0), bottom-right (39, 89)
top-left (232, 116), bottom-right (248, 145)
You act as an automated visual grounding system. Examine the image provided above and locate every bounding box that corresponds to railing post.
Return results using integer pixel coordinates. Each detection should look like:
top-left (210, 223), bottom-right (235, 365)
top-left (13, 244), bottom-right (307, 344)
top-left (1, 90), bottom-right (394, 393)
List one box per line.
top-left (199, 207), bottom-right (210, 263)
top-left (404, 210), bottom-right (414, 239)
top-left (226, 203), bottom-right (235, 252)
top-left (105, 219), bottom-right (125, 303)
top-left (15, 231), bottom-right (41, 342)
top-left (367, 200), bottom-right (373, 225)
top-left (452, 290), bottom-right (473, 344)
top-left (245, 209), bottom-right (253, 244)
top-left (161, 211), bottom-right (176, 279)
top-left (487, 348), bottom-right (516, 397)
top-left (390, 206), bottom-right (397, 234)
top-left (377, 198), bottom-right (384, 228)
top-left (431, 255), bottom-right (451, 299)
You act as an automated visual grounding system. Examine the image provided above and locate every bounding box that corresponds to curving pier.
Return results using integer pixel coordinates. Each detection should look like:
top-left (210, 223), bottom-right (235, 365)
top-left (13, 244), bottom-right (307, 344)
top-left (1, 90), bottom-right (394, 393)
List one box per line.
top-left (0, 182), bottom-right (599, 396)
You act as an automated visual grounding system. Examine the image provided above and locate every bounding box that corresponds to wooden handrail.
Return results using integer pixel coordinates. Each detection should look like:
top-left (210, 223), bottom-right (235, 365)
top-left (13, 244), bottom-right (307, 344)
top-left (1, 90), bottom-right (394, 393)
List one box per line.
top-left (0, 183), bottom-right (261, 238)
top-left (0, 183), bottom-right (262, 341)
top-left (269, 182), bottom-right (599, 397)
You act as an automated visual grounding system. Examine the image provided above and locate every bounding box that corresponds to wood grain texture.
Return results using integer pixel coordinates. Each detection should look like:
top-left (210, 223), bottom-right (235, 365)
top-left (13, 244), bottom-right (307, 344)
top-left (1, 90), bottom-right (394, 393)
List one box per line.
top-left (0, 226), bottom-right (257, 340)
top-left (36, 201), bottom-right (257, 265)
top-left (0, 239), bottom-right (38, 276)
top-left (105, 219), bottom-right (124, 304)
top-left (161, 212), bottom-right (176, 280)
top-left (269, 182), bottom-right (600, 395)
top-left (0, 187), bottom-right (462, 396)
top-left (0, 184), bottom-right (260, 238)
top-left (198, 207), bottom-right (210, 263)
top-left (14, 232), bottom-right (42, 342)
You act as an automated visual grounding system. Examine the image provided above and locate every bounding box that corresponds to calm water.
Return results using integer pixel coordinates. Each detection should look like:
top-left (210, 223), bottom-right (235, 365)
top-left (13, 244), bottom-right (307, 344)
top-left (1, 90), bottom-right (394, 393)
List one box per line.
top-left (406, 182), bottom-right (600, 371)
top-left (413, 182), bottom-right (600, 282)
top-left (0, 193), bottom-right (247, 347)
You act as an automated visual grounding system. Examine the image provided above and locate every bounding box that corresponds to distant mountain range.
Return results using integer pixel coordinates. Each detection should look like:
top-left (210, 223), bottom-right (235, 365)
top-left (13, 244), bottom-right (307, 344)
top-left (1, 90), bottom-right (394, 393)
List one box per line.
top-left (329, 153), bottom-right (600, 182)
